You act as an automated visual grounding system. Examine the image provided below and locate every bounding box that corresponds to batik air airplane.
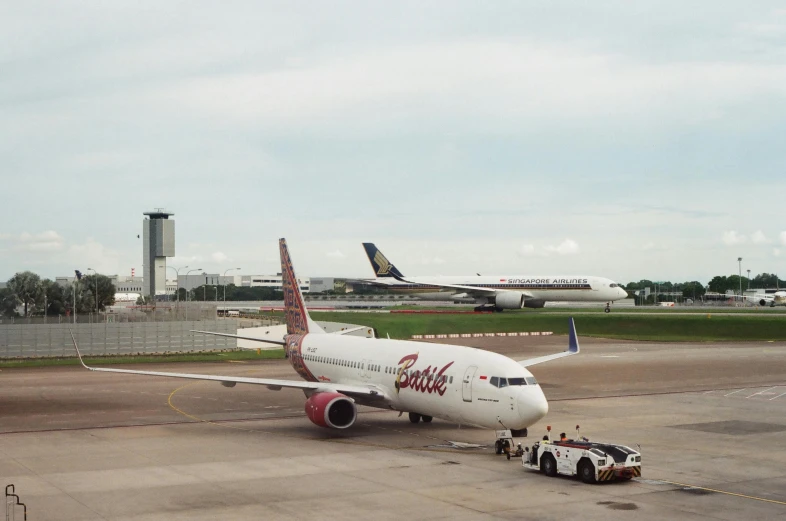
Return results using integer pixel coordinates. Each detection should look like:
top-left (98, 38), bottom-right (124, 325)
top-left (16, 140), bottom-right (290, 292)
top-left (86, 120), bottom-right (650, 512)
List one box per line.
top-left (72, 239), bottom-right (581, 445)
top-left (362, 243), bottom-right (628, 312)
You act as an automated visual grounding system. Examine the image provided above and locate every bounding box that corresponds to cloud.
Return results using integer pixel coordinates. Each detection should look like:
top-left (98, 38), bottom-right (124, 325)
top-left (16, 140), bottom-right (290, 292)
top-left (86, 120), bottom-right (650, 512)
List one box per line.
top-left (774, 248), bottom-right (782, 257)
top-left (211, 251), bottom-right (229, 263)
top-left (544, 239), bottom-right (580, 255)
top-left (326, 250), bottom-right (345, 259)
top-left (66, 238), bottom-right (121, 274)
top-left (781, 231), bottom-right (786, 245)
top-left (9, 230), bottom-right (65, 252)
top-left (722, 231), bottom-right (747, 246)
top-left (518, 244), bottom-right (536, 257)
top-left (751, 230), bottom-right (771, 244)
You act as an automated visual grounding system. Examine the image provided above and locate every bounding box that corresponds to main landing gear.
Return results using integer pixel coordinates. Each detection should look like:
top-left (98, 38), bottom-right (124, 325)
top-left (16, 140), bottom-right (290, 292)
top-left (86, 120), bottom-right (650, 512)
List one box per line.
top-left (473, 305), bottom-right (503, 312)
top-left (408, 412), bottom-right (433, 424)
top-left (604, 302), bottom-right (611, 313)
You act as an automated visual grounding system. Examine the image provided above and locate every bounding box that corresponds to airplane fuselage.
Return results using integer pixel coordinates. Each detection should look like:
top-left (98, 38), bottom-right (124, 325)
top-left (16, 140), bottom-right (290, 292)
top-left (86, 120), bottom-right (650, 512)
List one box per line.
top-left (284, 333), bottom-right (549, 431)
top-left (367, 275), bottom-right (626, 304)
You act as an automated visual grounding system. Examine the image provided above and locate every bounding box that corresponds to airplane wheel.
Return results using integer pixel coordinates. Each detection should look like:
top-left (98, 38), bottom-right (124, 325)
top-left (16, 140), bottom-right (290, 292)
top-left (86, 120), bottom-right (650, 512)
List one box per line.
top-left (421, 415), bottom-right (433, 423)
top-left (604, 307), bottom-right (610, 313)
top-left (494, 440), bottom-right (503, 454)
top-left (408, 412), bottom-right (421, 424)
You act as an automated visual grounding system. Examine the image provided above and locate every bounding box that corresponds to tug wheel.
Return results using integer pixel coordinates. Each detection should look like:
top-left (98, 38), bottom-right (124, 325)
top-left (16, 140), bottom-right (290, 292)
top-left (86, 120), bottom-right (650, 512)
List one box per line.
top-left (541, 454), bottom-right (557, 477)
top-left (579, 460), bottom-right (596, 484)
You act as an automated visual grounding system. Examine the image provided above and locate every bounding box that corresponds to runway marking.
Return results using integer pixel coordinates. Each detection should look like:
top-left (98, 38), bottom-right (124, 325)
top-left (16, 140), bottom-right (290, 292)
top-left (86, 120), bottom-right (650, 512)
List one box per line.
top-left (599, 355), bottom-right (619, 358)
top-left (660, 480), bottom-right (786, 506)
top-left (746, 387), bottom-right (776, 399)
top-left (723, 389), bottom-right (747, 397)
top-left (769, 391), bottom-right (786, 401)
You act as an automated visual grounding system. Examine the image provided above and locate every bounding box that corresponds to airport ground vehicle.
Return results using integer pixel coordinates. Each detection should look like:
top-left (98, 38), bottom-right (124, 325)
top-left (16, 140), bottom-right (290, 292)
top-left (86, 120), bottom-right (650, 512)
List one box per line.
top-left (521, 427), bottom-right (641, 483)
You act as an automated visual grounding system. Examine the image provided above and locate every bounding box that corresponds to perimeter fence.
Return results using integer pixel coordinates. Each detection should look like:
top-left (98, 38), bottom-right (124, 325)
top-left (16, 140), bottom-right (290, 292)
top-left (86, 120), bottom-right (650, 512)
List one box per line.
top-left (0, 319), bottom-right (275, 358)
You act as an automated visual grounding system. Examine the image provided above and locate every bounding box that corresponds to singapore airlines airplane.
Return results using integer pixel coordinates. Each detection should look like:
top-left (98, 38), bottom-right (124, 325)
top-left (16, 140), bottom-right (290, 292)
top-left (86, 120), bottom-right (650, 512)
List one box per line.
top-left (72, 239), bottom-right (581, 447)
top-left (362, 243), bottom-right (628, 312)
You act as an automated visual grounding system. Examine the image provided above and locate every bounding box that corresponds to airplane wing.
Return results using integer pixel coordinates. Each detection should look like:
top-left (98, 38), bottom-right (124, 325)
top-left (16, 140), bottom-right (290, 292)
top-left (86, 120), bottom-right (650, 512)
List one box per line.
top-left (389, 272), bottom-right (533, 298)
top-left (517, 317), bottom-right (580, 367)
top-left (191, 330), bottom-right (286, 346)
top-left (69, 332), bottom-right (386, 398)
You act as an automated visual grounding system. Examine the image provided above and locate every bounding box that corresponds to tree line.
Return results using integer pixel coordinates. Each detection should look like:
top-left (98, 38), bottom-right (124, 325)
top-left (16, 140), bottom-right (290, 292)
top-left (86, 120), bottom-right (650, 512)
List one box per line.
top-left (1, 271), bottom-right (116, 318)
top-left (623, 272), bottom-right (784, 302)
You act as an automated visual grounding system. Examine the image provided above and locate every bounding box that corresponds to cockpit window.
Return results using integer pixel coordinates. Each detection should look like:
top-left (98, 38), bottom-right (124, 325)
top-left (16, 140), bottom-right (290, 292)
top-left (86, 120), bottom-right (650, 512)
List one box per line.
top-left (609, 283), bottom-right (619, 288)
top-left (489, 376), bottom-right (537, 387)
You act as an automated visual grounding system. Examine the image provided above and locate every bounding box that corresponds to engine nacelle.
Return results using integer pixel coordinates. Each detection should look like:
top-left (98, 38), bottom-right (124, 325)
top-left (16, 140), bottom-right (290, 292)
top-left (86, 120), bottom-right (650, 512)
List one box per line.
top-left (304, 392), bottom-right (357, 429)
top-left (760, 299), bottom-right (768, 306)
top-left (494, 291), bottom-right (526, 309)
top-left (523, 299), bottom-right (546, 309)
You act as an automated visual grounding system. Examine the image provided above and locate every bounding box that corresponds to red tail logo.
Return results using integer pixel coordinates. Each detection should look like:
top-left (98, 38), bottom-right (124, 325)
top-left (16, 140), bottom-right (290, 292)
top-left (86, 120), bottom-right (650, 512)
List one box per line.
top-left (279, 239), bottom-right (309, 335)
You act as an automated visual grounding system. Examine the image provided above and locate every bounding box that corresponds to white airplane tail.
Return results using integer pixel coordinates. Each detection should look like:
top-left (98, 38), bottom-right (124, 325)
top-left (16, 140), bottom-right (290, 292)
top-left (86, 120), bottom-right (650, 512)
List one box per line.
top-left (279, 238), bottom-right (325, 336)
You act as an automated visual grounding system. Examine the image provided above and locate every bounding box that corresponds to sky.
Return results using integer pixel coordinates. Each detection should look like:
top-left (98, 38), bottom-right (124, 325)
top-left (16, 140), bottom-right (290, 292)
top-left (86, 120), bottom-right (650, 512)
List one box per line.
top-left (1, 1), bottom-right (785, 284)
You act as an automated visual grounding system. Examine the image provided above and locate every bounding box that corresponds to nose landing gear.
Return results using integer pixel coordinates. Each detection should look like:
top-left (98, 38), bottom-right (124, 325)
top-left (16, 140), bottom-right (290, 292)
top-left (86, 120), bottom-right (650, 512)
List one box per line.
top-left (604, 302), bottom-right (611, 313)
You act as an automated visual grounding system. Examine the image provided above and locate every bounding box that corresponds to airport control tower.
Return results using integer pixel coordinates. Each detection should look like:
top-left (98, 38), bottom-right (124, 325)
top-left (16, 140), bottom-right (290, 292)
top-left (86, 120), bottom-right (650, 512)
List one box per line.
top-left (142, 210), bottom-right (175, 299)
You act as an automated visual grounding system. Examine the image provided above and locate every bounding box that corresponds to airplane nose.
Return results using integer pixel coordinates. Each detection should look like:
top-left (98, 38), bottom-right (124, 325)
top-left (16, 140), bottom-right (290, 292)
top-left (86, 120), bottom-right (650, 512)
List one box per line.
top-left (519, 390), bottom-right (549, 427)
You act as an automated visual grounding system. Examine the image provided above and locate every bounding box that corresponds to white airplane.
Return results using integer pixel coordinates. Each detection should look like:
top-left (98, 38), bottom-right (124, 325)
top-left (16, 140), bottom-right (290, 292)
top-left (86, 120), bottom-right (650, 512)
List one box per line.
top-left (741, 290), bottom-right (786, 307)
top-left (72, 238), bottom-right (581, 447)
top-left (361, 243), bottom-right (628, 312)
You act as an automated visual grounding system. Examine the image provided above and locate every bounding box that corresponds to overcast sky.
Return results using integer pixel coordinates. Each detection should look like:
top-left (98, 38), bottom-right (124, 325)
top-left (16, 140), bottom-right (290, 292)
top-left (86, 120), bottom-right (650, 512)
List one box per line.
top-left (1, 1), bottom-right (785, 284)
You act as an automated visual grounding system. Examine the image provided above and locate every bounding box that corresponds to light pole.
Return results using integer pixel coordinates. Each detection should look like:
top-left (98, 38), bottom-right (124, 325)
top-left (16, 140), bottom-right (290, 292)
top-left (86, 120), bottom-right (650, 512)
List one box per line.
top-left (167, 265), bottom-right (188, 304)
top-left (747, 269), bottom-right (751, 290)
top-left (738, 257), bottom-right (743, 296)
top-left (222, 268), bottom-right (241, 309)
top-left (185, 268), bottom-right (202, 321)
top-left (87, 268), bottom-right (98, 316)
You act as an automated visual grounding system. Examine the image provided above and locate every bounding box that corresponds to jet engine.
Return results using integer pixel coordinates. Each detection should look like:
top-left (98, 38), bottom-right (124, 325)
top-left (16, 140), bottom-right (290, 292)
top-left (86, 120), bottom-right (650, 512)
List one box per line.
top-left (494, 292), bottom-right (526, 309)
top-left (523, 299), bottom-right (546, 309)
top-left (304, 392), bottom-right (357, 429)
top-left (760, 299), bottom-right (768, 306)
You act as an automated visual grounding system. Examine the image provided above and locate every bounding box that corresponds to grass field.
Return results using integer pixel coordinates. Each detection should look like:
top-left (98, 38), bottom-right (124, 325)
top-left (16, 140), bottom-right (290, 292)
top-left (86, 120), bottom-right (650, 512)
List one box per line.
top-left (0, 349), bottom-right (285, 369)
top-left (310, 311), bottom-right (786, 342)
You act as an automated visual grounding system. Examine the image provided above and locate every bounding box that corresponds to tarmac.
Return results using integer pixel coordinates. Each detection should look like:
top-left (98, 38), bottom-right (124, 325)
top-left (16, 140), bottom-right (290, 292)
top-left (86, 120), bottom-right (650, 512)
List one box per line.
top-left (2, 336), bottom-right (786, 520)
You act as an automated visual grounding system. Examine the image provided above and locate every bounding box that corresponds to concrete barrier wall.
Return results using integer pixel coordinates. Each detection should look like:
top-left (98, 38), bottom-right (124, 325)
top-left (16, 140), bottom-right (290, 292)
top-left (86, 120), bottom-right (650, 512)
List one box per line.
top-left (0, 320), bottom-right (240, 358)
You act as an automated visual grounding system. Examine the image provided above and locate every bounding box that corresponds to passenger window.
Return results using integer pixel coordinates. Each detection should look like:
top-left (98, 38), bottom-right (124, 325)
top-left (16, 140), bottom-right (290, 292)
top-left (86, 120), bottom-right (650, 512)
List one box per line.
top-left (449, 376), bottom-right (453, 384)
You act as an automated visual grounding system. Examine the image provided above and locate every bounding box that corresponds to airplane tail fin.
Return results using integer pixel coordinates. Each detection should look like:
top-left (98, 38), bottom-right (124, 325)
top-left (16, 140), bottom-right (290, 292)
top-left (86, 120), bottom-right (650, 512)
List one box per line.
top-left (279, 239), bottom-right (324, 335)
top-left (362, 243), bottom-right (404, 278)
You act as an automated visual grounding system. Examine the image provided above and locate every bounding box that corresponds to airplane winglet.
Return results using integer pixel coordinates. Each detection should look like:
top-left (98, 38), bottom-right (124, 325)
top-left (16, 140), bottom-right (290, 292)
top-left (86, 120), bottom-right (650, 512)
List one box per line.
top-left (517, 317), bottom-right (580, 367)
top-left (69, 330), bottom-right (92, 370)
top-left (568, 317), bottom-right (580, 354)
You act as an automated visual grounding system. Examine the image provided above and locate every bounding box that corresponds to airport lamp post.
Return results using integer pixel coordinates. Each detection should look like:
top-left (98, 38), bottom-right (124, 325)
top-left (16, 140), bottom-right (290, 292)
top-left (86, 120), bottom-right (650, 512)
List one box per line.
top-left (185, 268), bottom-right (202, 321)
top-left (747, 269), bottom-right (751, 290)
top-left (738, 257), bottom-right (743, 296)
top-left (222, 268), bottom-right (241, 308)
top-left (87, 268), bottom-right (98, 315)
top-left (167, 265), bottom-right (188, 305)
